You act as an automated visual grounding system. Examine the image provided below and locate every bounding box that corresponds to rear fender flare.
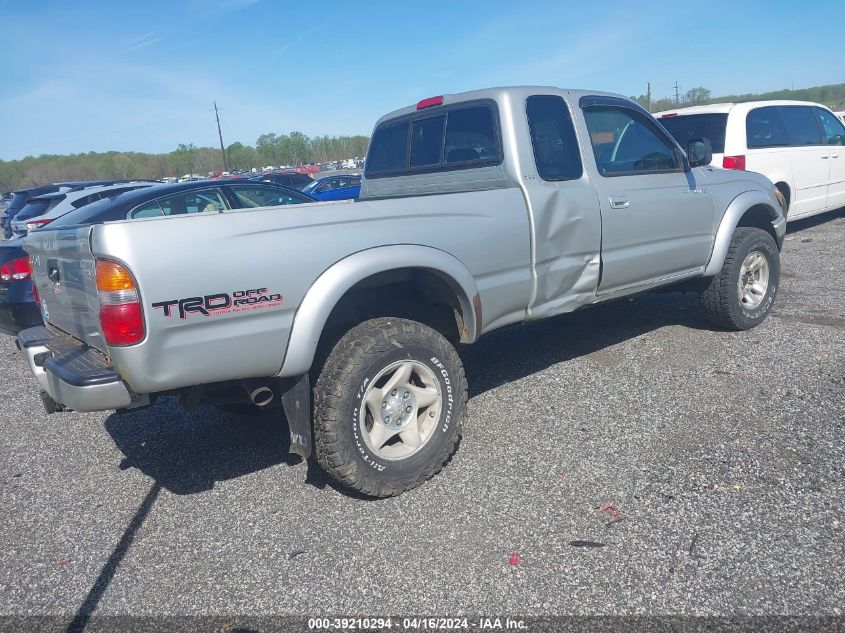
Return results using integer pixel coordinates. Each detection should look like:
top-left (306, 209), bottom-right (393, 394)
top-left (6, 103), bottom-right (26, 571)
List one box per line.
top-left (279, 245), bottom-right (480, 377)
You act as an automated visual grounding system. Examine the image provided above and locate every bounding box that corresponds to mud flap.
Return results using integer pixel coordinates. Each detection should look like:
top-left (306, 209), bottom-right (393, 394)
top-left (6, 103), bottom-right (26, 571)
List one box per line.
top-left (282, 373), bottom-right (312, 459)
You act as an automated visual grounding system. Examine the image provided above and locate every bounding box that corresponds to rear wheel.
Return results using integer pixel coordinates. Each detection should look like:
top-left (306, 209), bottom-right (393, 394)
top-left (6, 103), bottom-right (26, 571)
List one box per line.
top-left (700, 227), bottom-right (780, 330)
top-left (313, 317), bottom-right (466, 497)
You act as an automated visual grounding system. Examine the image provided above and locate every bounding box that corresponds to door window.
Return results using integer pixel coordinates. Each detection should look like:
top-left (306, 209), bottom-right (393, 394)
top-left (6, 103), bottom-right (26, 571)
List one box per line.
top-left (526, 95), bottom-right (583, 181)
top-left (228, 184), bottom-right (311, 207)
top-left (583, 106), bottom-right (680, 176)
top-left (814, 108), bottom-right (845, 145)
top-left (130, 189), bottom-right (227, 218)
top-left (780, 106), bottom-right (823, 146)
top-left (746, 106), bottom-right (788, 148)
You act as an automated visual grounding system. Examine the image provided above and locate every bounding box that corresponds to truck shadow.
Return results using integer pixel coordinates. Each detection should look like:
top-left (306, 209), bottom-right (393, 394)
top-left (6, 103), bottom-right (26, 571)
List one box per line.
top-left (104, 289), bottom-right (714, 495)
top-left (103, 401), bottom-right (331, 495)
top-left (464, 290), bottom-right (708, 398)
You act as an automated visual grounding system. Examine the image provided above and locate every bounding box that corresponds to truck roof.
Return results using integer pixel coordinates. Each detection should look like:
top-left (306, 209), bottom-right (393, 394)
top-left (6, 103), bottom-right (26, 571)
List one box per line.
top-left (654, 100), bottom-right (830, 118)
top-left (373, 86), bottom-right (626, 127)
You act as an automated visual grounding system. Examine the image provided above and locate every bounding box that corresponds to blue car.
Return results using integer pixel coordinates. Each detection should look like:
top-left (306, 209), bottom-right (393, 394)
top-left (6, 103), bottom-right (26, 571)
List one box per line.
top-left (301, 174), bottom-right (361, 201)
top-left (0, 238), bottom-right (41, 336)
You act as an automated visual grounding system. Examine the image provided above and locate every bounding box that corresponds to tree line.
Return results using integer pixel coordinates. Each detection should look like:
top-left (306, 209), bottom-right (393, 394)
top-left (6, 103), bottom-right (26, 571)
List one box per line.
top-left (631, 82), bottom-right (845, 113)
top-left (0, 132), bottom-right (370, 193)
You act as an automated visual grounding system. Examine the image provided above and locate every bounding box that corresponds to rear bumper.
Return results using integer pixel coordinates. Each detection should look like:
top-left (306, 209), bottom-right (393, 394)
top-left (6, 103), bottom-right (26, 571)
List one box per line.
top-left (17, 326), bottom-right (139, 412)
top-left (0, 300), bottom-right (42, 336)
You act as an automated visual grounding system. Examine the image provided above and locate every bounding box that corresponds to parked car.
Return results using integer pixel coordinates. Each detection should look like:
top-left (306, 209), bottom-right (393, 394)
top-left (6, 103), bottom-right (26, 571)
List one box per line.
top-left (0, 238), bottom-right (41, 335)
top-left (18, 86), bottom-right (785, 498)
top-left (301, 174), bottom-right (361, 200)
top-left (250, 172), bottom-right (314, 189)
top-left (2, 180), bottom-right (145, 239)
top-left (26, 179), bottom-right (315, 227)
top-left (10, 182), bottom-right (154, 238)
top-left (656, 100), bottom-right (845, 220)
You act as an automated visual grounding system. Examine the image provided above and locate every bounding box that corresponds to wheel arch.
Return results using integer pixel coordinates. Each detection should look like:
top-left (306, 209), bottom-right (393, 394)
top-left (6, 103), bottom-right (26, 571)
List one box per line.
top-left (704, 190), bottom-right (784, 276)
top-left (278, 245), bottom-right (481, 377)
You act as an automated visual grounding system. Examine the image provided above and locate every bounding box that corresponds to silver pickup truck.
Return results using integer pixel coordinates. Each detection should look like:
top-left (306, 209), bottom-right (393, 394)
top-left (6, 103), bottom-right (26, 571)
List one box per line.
top-left (18, 87), bottom-right (786, 497)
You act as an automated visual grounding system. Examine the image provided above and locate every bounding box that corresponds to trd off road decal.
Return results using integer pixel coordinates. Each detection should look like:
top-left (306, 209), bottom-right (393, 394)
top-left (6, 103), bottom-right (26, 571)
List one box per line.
top-left (152, 288), bottom-right (283, 319)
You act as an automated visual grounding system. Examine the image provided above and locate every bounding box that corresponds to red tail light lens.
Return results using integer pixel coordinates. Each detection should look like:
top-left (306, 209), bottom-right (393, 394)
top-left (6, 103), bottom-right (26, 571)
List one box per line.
top-left (95, 259), bottom-right (144, 346)
top-left (99, 303), bottom-right (144, 346)
top-left (722, 155), bottom-right (746, 170)
top-left (0, 256), bottom-right (31, 281)
top-left (25, 218), bottom-right (52, 231)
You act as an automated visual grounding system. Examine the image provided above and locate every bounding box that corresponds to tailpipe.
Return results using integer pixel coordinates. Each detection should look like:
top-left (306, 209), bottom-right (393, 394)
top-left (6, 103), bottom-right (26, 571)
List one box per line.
top-left (245, 385), bottom-right (275, 408)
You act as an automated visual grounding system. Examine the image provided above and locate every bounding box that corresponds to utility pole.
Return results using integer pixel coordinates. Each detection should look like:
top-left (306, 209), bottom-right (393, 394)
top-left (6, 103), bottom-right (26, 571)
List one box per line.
top-left (674, 81), bottom-right (681, 104)
top-left (647, 81), bottom-right (652, 111)
top-left (214, 101), bottom-right (229, 172)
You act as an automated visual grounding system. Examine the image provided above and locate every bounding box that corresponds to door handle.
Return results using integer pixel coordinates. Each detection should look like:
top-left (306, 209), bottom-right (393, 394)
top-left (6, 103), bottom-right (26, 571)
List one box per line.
top-left (832, 154), bottom-right (840, 159)
top-left (609, 195), bottom-right (630, 209)
top-left (820, 155), bottom-right (829, 159)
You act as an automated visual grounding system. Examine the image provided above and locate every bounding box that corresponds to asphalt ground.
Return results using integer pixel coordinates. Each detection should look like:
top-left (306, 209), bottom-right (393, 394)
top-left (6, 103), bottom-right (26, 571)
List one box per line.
top-left (0, 209), bottom-right (843, 626)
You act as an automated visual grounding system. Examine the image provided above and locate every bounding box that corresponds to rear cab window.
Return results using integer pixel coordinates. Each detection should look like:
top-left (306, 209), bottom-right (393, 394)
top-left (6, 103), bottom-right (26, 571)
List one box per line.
top-left (659, 113), bottom-right (728, 153)
top-left (526, 95), bottom-right (583, 181)
top-left (365, 100), bottom-right (502, 178)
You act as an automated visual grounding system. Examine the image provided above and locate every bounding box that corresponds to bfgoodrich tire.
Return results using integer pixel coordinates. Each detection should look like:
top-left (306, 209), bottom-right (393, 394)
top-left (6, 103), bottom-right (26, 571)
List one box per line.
top-left (313, 317), bottom-right (467, 498)
top-left (700, 227), bottom-right (780, 330)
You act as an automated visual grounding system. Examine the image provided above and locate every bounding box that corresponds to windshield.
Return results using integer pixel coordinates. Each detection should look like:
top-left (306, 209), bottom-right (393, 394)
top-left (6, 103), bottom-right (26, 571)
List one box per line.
top-left (658, 113), bottom-right (728, 154)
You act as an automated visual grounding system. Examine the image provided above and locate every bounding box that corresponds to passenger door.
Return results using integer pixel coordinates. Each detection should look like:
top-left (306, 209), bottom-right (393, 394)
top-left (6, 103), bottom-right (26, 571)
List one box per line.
top-left (778, 106), bottom-right (829, 217)
top-left (814, 107), bottom-right (845, 210)
top-left (580, 100), bottom-right (715, 293)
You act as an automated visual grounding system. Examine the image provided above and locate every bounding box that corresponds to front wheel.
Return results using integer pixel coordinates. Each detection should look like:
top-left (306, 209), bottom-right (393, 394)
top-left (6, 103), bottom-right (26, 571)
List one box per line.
top-left (699, 227), bottom-right (780, 330)
top-left (313, 317), bottom-right (467, 497)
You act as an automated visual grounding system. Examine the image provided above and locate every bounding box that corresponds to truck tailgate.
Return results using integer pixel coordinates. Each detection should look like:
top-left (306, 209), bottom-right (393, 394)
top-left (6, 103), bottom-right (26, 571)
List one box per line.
top-left (24, 226), bottom-right (104, 352)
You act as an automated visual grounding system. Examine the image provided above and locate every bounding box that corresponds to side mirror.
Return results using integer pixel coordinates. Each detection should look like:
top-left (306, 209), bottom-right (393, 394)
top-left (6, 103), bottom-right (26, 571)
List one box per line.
top-left (687, 138), bottom-right (713, 168)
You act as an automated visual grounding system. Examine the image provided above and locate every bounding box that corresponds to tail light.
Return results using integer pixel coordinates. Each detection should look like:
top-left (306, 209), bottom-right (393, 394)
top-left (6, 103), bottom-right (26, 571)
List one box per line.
top-left (722, 155), bottom-right (746, 170)
top-left (25, 218), bottom-right (53, 231)
top-left (0, 256), bottom-right (31, 281)
top-left (95, 259), bottom-right (145, 346)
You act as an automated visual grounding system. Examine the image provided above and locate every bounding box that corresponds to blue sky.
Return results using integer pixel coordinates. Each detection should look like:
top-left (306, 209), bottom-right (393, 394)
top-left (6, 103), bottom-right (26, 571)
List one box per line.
top-left (0, 0), bottom-right (842, 160)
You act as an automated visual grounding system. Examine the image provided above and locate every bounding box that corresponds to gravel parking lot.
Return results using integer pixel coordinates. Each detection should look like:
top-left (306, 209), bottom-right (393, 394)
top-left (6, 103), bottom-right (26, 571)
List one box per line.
top-left (0, 210), bottom-right (843, 624)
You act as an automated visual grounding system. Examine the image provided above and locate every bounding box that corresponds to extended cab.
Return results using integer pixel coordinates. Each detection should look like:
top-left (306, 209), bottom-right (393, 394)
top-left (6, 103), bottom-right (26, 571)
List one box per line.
top-left (18, 87), bottom-right (786, 497)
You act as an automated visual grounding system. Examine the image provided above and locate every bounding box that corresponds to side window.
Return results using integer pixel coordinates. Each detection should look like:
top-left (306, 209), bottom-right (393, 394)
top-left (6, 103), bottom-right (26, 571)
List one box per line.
top-left (746, 106), bottom-right (788, 148)
top-left (410, 115), bottom-right (445, 167)
top-left (131, 201), bottom-right (164, 218)
top-left (779, 106), bottom-right (822, 146)
top-left (131, 189), bottom-right (226, 219)
top-left (526, 95), bottom-right (583, 181)
top-left (583, 106), bottom-right (680, 176)
top-left (228, 185), bottom-right (310, 208)
top-left (366, 120), bottom-right (410, 174)
top-left (814, 108), bottom-right (845, 145)
top-left (444, 106), bottom-right (498, 163)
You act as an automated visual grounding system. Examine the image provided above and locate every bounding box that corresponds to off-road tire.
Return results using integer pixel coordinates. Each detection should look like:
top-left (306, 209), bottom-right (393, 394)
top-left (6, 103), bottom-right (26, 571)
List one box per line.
top-left (313, 317), bottom-right (467, 497)
top-left (700, 227), bottom-right (780, 330)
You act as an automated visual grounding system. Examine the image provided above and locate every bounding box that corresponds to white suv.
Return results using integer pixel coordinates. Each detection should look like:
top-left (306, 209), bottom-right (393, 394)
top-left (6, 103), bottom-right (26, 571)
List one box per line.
top-left (656, 101), bottom-right (845, 220)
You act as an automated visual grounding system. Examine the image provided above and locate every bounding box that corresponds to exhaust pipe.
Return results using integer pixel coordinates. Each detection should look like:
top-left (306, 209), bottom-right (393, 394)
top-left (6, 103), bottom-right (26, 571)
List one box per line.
top-left (246, 385), bottom-right (274, 408)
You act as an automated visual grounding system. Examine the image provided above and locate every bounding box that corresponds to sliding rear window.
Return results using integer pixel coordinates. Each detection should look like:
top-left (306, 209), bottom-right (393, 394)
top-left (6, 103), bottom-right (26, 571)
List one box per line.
top-left (365, 100), bottom-right (502, 177)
